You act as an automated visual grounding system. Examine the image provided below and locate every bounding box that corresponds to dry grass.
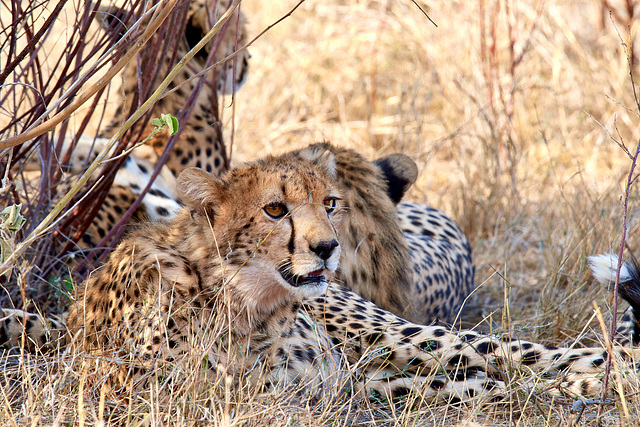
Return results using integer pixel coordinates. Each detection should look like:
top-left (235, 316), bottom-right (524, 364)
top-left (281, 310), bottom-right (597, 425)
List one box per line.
top-left (2, 0), bottom-right (640, 425)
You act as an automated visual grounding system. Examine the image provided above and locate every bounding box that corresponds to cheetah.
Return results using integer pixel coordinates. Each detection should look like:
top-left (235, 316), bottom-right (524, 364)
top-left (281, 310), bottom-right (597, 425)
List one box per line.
top-left (2, 147), bottom-right (638, 402)
top-left (95, 0), bottom-right (249, 177)
top-left (54, 0), bottom-right (250, 256)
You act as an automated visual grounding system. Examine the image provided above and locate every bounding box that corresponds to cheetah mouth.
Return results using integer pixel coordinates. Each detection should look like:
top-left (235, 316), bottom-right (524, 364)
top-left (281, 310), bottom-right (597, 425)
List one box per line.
top-left (278, 267), bottom-right (327, 288)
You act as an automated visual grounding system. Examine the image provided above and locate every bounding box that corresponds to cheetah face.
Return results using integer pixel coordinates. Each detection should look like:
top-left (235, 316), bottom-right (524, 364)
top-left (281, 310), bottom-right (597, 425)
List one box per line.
top-left (228, 162), bottom-right (343, 300)
top-left (265, 195), bottom-right (342, 294)
top-left (177, 152), bottom-right (343, 309)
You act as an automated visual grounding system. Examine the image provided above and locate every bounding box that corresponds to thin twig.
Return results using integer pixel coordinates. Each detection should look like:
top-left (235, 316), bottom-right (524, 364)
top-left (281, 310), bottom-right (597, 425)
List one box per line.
top-left (601, 22), bottom-right (640, 403)
top-left (410, 0), bottom-right (437, 27)
top-left (0, 0), bottom-right (180, 150)
top-left (0, 0), bottom-right (67, 85)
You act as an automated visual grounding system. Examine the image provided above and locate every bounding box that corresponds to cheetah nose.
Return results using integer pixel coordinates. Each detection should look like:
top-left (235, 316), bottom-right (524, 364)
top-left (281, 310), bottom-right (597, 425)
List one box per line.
top-left (310, 239), bottom-right (339, 260)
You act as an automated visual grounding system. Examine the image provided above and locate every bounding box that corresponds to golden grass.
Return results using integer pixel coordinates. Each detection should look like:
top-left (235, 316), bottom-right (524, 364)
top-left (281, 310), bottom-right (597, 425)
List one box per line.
top-left (2, 0), bottom-right (640, 425)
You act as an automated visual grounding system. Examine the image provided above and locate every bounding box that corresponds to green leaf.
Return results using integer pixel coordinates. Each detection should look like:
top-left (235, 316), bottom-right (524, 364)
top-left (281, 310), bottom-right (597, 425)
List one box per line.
top-left (161, 113), bottom-right (179, 135)
top-left (151, 118), bottom-right (163, 128)
top-left (0, 204), bottom-right (26, 232)
top-left (63, 277), bottom-right (75, 293)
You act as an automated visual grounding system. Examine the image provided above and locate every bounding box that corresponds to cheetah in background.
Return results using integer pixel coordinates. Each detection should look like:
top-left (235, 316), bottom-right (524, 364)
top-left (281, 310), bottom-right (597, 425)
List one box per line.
top-left (65, 0), bottom-right (250, 253)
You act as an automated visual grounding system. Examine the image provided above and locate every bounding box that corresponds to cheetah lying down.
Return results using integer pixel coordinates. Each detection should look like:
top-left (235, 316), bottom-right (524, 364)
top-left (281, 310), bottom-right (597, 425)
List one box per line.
top-left (1, 146), bottom-right (639, 402)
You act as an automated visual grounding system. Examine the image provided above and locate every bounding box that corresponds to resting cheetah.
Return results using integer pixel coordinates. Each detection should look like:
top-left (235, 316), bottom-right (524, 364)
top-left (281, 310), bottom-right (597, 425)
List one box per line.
top-left (2, 147), bottom-right (638, 402)
top-left (58, 0), bottom-right (250, 255)
top-left (81, 141), bottom-right (474, 324)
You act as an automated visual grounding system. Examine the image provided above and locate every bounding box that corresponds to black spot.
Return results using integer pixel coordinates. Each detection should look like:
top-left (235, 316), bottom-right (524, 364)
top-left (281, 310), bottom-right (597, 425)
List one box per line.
top-left (432, 328), bottom-right (446, 337)
top-left (581, 381), bottom-right (590, 395)
top-left (293, 348), bottom-right (305, 361)
top-left (0, 327), bottom-right (8, 346)
top-left (418, 340), bottom-right (440, 352)
top-left (447, 354), bottom-right (469, 367)
top-left (393, 386), bottom-right (410, 397)
top-left (475, 341), bottom-right (497, 355)
top-left (460, 332), bottom-right (478, 341)
top-left (429, 379), bottom-right (446, 390)
top-left (401, 326), bottom-right (422, 337)
top-left (521, 351), bottom-right (541, 366)
top-left (421, 229), bottom-right (435, 237)
top-left (364, 331), bottom-right (384, 345)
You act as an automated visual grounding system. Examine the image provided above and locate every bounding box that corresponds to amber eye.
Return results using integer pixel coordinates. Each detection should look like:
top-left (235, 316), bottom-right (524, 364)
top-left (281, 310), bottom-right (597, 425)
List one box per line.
top-left (323, 197), bottom-right (339, 213)
top-left (264, 203), bottom-right (288, 219)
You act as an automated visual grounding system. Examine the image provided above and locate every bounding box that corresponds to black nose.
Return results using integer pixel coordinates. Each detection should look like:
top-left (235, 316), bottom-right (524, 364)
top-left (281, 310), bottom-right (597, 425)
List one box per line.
top-left (310, 239), bottom-right (339, 260)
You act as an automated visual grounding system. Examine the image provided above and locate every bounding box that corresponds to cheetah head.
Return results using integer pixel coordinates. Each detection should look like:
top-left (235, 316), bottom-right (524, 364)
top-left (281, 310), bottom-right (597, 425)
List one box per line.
top-left (96, 0), bottom-right (249, 94)
top-left (176, 151), bottom-right (343, 314)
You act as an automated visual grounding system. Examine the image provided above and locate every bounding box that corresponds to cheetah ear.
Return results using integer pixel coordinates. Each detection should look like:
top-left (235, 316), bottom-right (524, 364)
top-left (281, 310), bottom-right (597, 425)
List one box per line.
top-left (177, 168), bottom-right (227, 214)
top-left (293, 144), bottom-right (337, 179)
top-left (374, 153), bottom-right (418, 204)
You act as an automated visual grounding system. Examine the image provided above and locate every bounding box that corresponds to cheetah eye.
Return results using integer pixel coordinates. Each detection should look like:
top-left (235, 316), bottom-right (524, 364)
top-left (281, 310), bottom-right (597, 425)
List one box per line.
top-left (264, 202), bottom-right (288, 219)
top-left (323, 197), bottom-right (339, 213)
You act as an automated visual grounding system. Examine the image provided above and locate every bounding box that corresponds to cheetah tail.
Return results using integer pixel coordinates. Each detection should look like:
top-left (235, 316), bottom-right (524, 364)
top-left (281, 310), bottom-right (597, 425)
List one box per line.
top-left (588, 253), bottom-right (640, 345)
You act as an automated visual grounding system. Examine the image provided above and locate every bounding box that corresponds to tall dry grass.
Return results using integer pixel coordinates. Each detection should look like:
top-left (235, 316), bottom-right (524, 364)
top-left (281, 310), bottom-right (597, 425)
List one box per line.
top-left (2, 0), bottom-right (640, 425)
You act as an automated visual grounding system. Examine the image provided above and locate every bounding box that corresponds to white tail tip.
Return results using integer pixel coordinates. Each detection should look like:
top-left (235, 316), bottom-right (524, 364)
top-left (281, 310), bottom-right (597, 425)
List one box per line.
top-left (588, 253), bottom-right (631, 286)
